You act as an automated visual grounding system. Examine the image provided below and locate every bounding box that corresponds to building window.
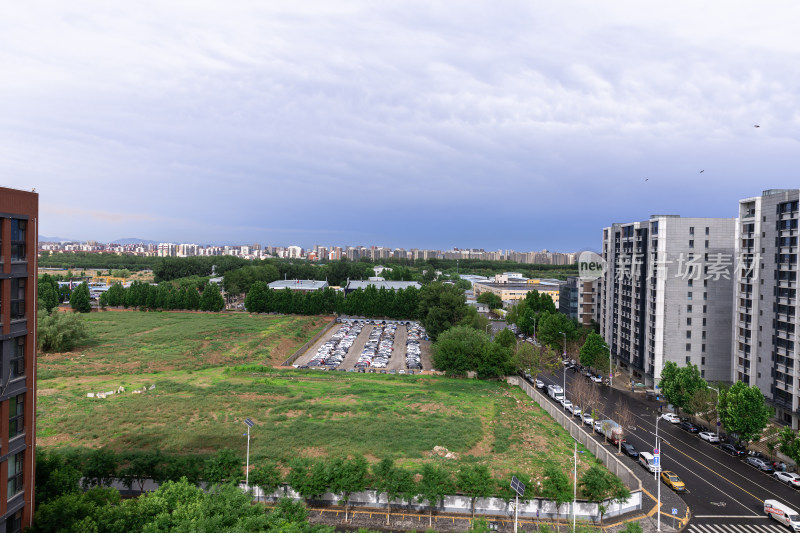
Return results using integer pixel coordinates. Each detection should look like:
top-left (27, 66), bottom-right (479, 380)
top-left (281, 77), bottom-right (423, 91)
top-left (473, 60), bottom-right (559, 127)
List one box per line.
top-left (7, 451), bottom-right (24, 500)
top-left (703, 305), bottom-right (707, 313)
top-left (8, 509), bottom-right (22, 533)
top-left (705, 240), bottom-right (709, 249)
top-left (687, 318), bottom-right (692, 326)
top-left (688, 279), bottom-right (693, 287)
top-left (701, 370), bottom-right (705, 378)
top-left (688, 292), bottom-right (693, 300)
top-left (687, 305), bottom-right (692, 312)
top-left (10, 219), bottom-right (25, 261)
top-left (689, 240), bottom-right (694, 248)
top-left (701, 357), bottom-right (706, 365)
top-left (686, 330), bottom-right (692, 338)
top-left (10, 278), bottom-right (24, 320)
top-left (705, 227), bottom-right (710, 235)
top-left (686, 344), bottom-right (691, 352)
top-left (9, 394), bottom-right (24, 440)
top-left (10, 337), bottom-right (24, 380)
top-left (689, 227), bottom-right (695, 235)
top-left (702, 344), bottom-right (706, 352)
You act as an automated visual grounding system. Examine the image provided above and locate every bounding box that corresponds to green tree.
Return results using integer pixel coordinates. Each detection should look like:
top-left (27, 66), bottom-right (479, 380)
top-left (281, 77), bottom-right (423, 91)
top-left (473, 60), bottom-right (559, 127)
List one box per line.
top-left (203, 448), bottom-right (241, 484)
top-left (249, 461), bottom-right (282, 503)
top-left (120, 451), bottom-right (163, 492)
top-left (477, 292), bottom-right (503, 310)
top-left (431, 326), bottom-right (490, 376)
top-left (493, 328), bottom-right (516, 349)
top-left (475, 342), bottom-right (513, 379)
top-left (287, 458), bottom-right (330, 503)
top-left (199, 282), bottom-right (225, 312)
top-left (327, 455), bottom-right (369, 522)
top-left (578, 465), bottom-right (630, 525)
top-left (719, 381), bottom-right (772, 444)
top-left (82, 448), bottom-right (119, 489)
top-left (658, 363), bottom-right (707, 413)
top-left (417, 463), bottom-right (452, 527)
top-left (372, 458), bottom-right (415, 525)
top-left (579, 331), bottom-right (608, 371)
top-left (778, 427), bottom-right (800, 466)
top-left (512, 342), bottom-right (560, 378)
top-left (537, 311), bottom-right (577, 353)
top-left (457, 464), bottom-right (494, 518)
top-left (70, 282), bottom-right (92, 313)
top-left (38, 274), bottom-right (60, 312)
top-left (540, 463), bottom-right (572, 527)
top-left (418, 282), bottom-right (470, 340)
top-left (35, 449), bottom-right (82, 506)
top-left (37, 308), bottom-right (89, 352)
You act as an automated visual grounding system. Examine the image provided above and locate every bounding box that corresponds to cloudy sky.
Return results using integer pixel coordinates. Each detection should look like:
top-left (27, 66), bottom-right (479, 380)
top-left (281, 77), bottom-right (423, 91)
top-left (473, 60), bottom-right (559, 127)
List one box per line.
top-left (2, 2), bottom-right (799, 251)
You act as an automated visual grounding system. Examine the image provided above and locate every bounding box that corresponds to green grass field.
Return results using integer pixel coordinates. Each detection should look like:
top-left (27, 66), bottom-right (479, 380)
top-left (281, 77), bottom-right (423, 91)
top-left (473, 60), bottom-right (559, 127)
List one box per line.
top-left (37, 310), bottom-right (595, 482)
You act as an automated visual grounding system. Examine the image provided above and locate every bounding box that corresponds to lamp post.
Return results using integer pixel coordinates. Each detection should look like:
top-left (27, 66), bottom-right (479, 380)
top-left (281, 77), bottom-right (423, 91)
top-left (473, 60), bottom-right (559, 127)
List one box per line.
top-left (573, 440), bottom-right (578, 531)
top-left (608, 346), bottom-right (613, 389)
top-left (560, 332), bottom-right (567, 394)
top-left (708, 386), bottom-right (720, 439)
top-left (655, 415), bottom-right (661, 531)
top-left (533, 318), bottom-right (537, 343)
top-left (244, 418), bottom-right (254, 492)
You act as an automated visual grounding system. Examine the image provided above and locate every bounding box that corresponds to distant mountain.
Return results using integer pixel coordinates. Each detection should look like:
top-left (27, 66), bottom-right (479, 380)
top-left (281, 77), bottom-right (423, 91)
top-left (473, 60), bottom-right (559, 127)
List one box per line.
top-left (39, 235), bottom-right (77, 242)
top-left (110, 238), bottom-right (159, 245)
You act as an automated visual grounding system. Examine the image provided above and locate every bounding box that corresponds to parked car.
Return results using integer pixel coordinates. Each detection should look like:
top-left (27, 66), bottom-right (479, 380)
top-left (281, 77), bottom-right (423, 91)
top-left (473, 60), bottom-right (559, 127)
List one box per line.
top-left (582, 413), bottom-right (594, 426)
top-left (660, 413), bottom-right (680, 423)
top-left (746, 456), bottom-right (775, 473)
top-left (680, 421), bottom-right (700, 433)
top-left (594, 420), bottom-right (604, 434)
top-left (590, 375), bottom-right (603, 383)
top-left (562, 400), bottom-right (573, 412)
top-left (661, 471), bottom-right (686, 492)
top-left (775, 471), bottom-right (800, 488)
top-left (535, 379), bottom-right (544, 389)
top-left (620, 442), bottom-right (639, 458)
top-left (698, 431), bottom-right (720, 444)
top-left (568, 404), bottom-right (581, 417)
top-left (720, 443), bottom-right (745, 457)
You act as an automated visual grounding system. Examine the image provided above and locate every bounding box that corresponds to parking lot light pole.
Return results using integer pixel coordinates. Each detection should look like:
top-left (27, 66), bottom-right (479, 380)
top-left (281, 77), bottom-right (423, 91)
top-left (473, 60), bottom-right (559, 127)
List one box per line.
top-left (708, 386), bottom-right (720, 439)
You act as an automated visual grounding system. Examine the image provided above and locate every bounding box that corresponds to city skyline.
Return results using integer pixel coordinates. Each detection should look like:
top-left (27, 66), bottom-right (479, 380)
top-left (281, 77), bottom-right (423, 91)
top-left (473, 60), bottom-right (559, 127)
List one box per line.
top-left (3, 2), bottom-right (799, 249)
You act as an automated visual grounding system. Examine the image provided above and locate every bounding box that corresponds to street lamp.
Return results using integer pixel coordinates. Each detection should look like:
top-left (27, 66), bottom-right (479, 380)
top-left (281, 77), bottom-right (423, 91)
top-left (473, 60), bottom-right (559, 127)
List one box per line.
top-left (608, 346), bottom-right (613, 389)
top-left (708, 386), bottom-right (720, 439)
top-left (655, 414), bottom-right (661, 531)
top-left (573, 440), bottom-right (578, 531)
top-left (244, 418), bottom-right (254, 492)
top-left (532, 318), bottom-right (537, 343)
top-left (560, 331), bottom-right (567, 395)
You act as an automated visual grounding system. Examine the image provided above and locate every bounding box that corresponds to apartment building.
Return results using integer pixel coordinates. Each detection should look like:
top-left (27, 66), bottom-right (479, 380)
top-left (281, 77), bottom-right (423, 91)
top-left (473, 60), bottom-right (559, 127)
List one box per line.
top-left (596, 215), bottom-right (735, 386)
top-left (734, 190), bottom-right (800, 428)
top-left (560, 276), bottom-right (597, 327)
top-left (0, 187), bottom-right (37, 532)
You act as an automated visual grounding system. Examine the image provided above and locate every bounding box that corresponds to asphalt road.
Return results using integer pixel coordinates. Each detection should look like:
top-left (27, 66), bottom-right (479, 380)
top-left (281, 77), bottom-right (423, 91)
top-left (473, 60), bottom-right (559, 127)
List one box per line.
top-left (536, 365), bottom-right (800, 525)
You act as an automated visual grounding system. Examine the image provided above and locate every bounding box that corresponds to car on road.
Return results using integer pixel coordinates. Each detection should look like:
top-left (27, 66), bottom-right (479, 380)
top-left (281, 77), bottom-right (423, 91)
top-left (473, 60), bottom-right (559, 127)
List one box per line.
top-left (775, 471), bottom-right (800, 488)
top-left (535, 379), bottom-right (544, 389)
top-left (594, 420), bottom-right (604, 434)
top-left (660, 413), bottom-right (680, 423)
top-left (562, 400), bottom-right (573, 412)
top-left (698, 432), bottom-right (720, 443)
top-left (720, 443), bottom-right (746, 457)
top-left (680, 421), bottom-right (699, 433)
top-left (620, 442), bottom-right (639, 458)
top-left (661, 471), bottom-right (686, 492)
top-left (590, 375), bottom-right (603, 383)
top-left (582, 413), bottom-right (594, 426)
top-left (746, 456), bottom-right (775, 473)
top-left (570, 405), bottom-right (582, 417)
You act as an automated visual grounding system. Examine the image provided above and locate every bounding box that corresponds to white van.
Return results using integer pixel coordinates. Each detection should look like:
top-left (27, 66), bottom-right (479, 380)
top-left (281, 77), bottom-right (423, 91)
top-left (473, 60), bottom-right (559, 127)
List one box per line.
top-left (639, 452), bottom-right (657, 473)
top-left (765, 499), bottom-right (800, 531)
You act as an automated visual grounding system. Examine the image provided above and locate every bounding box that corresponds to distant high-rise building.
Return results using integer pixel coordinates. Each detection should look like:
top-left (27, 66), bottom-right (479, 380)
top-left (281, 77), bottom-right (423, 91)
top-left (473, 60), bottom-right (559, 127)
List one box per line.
top-left (596, 215), bottom-right (736, 386)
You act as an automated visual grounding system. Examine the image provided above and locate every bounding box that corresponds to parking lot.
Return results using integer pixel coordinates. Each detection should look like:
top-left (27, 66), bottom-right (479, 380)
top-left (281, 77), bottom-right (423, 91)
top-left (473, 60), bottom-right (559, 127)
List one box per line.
top-left (293, 319), bottom-right (433, 373)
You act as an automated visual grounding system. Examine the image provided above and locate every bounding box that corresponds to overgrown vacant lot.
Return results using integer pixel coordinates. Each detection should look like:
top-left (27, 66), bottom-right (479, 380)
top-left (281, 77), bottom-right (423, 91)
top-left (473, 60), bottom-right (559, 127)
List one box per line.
top-left (39, 311), bottom-right (329, 377)
top-left (37, 311), bottom-right (594, 482)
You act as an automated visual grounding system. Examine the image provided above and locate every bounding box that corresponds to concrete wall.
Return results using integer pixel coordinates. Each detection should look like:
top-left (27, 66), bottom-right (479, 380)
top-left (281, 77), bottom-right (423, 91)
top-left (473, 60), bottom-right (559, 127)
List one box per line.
top-left (513, 377), bottom-right (643, 493)
top-left (251, 485), bottom-right (642, 522)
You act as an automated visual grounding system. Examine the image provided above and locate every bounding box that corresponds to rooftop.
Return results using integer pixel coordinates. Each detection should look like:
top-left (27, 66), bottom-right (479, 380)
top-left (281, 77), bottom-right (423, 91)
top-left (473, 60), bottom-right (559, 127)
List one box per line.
top-left (269, 279), bottom-right (329, 290)
top-left (345, 280), bottom-right (421, 291)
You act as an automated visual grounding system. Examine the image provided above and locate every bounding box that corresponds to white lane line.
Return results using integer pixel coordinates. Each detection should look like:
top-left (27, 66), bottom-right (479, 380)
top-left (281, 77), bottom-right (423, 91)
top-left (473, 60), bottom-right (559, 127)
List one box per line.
top-left (717, 524), bottom-right (743, 533)
top-left (690, 524), bottom-right (716, 533)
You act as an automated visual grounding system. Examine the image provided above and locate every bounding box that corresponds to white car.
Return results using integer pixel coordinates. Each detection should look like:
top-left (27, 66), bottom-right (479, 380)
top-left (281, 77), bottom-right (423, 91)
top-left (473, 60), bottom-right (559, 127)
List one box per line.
top-left (661, 413), bottom-right (680, 423)
top-left (590, 375), bottom-right (603, 383)
top-left (562, 400), bottom-right (573, 411)
top-left (582, 413), bottom-right (594, 426)
top-left (571, 406), bottom-right (582, 417)
top-left (698, 431), bottom-right (720, 444)
top-left (774, 471), bottom-right (800, 488)
top-left (535, 379), bottom-right (544, 389)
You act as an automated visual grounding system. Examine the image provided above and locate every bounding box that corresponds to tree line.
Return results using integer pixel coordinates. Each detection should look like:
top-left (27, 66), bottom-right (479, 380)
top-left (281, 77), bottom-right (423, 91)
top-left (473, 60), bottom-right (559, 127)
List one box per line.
top-left (96, 280), bottom-right (225, 312)
top-left (35, 447), bottom-right (629, 531)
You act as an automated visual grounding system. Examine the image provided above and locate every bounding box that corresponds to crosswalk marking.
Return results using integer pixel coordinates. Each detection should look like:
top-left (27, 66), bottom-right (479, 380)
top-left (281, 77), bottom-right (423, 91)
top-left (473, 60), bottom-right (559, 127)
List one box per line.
top-left (690, 523), bottom-right (787, 533)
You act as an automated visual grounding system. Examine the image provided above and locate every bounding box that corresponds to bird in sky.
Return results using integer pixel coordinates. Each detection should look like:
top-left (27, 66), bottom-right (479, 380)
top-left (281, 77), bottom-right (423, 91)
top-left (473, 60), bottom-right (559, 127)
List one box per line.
top-left (645, 178), bottom-right (649, 181)
top-left (754, 125), bottom-right (760, 128)
top-left (699, 170), bottom-right (705, 173)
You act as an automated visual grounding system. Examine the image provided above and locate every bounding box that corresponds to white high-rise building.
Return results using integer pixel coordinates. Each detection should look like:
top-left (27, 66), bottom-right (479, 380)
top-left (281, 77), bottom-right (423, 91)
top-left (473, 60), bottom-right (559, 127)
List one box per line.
top-left (596, 215), bottom-right (736, 386)
top-left (733, 189), bottom-right (800, 428)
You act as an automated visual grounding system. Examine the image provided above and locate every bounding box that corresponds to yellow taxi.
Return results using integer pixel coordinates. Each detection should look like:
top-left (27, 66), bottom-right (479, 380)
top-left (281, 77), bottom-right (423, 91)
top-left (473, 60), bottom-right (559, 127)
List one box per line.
top-left (660, 470), bottom-right (686, 492)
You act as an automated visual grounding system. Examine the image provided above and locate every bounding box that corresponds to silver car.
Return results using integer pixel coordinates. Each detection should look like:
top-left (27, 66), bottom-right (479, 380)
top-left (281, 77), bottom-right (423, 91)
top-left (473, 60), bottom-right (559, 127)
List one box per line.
top-left (698, 431), bottom-right (720, 444)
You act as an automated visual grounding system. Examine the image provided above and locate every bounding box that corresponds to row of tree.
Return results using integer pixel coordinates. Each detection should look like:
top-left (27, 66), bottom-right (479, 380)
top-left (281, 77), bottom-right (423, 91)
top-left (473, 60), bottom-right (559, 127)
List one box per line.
top-left (96, 281), bottom-right (225, 312)
top-left (658, 362), bottom-right (773, 445)
top-left (505, 291), bottom-right (587, 354)
top-left (37, 448), bottom-right (629, 530)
